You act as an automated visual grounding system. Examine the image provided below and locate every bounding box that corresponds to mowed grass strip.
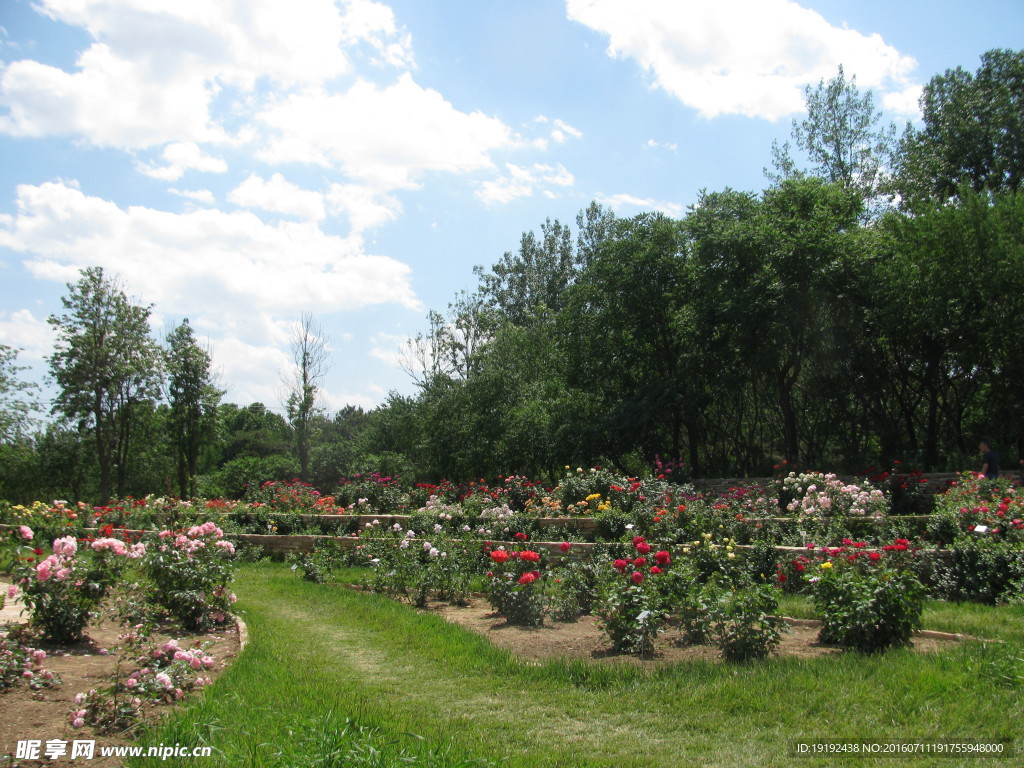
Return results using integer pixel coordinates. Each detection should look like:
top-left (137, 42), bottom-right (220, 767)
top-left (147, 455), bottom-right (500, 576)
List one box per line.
top-left (130, 563), bottom-right (1024, 768)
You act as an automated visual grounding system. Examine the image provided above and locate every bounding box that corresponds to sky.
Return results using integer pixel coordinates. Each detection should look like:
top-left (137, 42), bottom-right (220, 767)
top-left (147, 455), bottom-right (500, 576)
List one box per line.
top-left (1, 0), bottom-right (1021, 420)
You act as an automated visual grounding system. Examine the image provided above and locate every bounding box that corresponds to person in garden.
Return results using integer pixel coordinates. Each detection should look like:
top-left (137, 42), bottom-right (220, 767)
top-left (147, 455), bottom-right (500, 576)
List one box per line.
top-left (979, 440), bottom-right (999, 479)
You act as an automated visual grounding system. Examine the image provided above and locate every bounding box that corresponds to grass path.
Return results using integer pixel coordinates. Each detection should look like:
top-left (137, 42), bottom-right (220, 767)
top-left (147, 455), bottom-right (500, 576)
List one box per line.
top-left (130, 564), bottom-right (1024, 767)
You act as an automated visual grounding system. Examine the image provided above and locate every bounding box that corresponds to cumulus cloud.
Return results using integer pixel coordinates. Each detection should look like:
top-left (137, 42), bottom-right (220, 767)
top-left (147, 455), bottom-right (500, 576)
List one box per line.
top-left (0, 181), bottom-right (421, 315)
top-left (599, 192), bottom-right (684, 218)
top-left (566, 0), bottom-right (918, 120)
top-left (228, 173), bottom-right (326, 221)
top-left (326, 184), bottom-right (402, 235)
top-left (138, 143), bottom-right (228, 181)
top-left (257, 74), bottom-right (514, 189)
top-left (0, 309), bottom-right (55, 362)
top-left (477, 163), bottom-right (574, 205)
top-left (0, 0), bottom-right (415, 149)
top-left (168, 188), bottom-right (217, 205)
top-left (883, 84), bottom-right (924, 120)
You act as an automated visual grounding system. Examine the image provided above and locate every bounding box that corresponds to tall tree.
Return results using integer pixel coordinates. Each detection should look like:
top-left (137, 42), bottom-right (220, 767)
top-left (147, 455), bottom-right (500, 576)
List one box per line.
top-left (769, 65), bottom-right (897, 214)
top-left (48, 267), bottom-right (162, 502)
top-left (475, 217), bottom-right (577, 325)
top-left (285, 313), bottom-right (330, 480)
top-left (897, 49), bottom-right (1024, 205)
top-left (0, 345), bottom-right (39, 443)
top-left (165, 319), bottom-right (222, 498)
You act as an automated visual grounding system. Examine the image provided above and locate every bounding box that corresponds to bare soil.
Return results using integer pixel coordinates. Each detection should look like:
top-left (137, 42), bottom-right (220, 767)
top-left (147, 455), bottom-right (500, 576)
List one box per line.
top-left (0, 608), bottom-right (242, 767)
top-left (428, 598), bottom-right (955, 666)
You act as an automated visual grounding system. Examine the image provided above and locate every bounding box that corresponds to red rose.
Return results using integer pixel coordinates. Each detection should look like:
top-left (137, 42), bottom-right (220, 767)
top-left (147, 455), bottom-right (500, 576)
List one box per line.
top-left (654, 550), bottom-right (671, 565)
top-left (519, 550), bottom-right (541, 563)
top-left (869, 552), bottom-right (881, 561)
top-left (515, 532), bottom-right (528, 541)
top-left (613, 558), bottom-right (629, 572)
top-left (559, 542), bottom-right (571, 553)
top-left (635, 541), bottom-right (651, 555)
top-left (634, 556), bottom-right (647, 567)
top-left (650, 566), bottom-right (663, 575)
top-left (632, 535), bottom-right (646, 547)
top-left (518, 572), bottom-right (537, 585)
top-left (631, 571), bottom-right (644, 585)
top-left (490, 550), bottom-right (510, 564)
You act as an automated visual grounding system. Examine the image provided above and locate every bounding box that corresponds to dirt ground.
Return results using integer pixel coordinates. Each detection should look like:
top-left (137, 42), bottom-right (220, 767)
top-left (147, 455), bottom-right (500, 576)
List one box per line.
top-left (428, 598), bottom-right (956, 666)
top-left (0, 608), bottom-right (242, 767)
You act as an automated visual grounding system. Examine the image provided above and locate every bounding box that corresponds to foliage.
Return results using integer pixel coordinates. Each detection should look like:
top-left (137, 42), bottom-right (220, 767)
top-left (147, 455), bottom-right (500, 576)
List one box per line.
top-left (711, 582), bottom-right (786, 662)
top-left (164, 318), bottom-right (222, 499)
top-left (809, 548), bottom-right (926, 653)
top-left (48, 267), bottom-right (163, 503)
top-left (0, 344), bottom-right (40, 443)
top-left (286, 313), bottom-right (330, 481)
top-left (770, 64), bottom-right (897, 211)
top-left (141, 522), bottom-right (237, 631)
top-left (593, 537), bottom-right (673, 655)
top-left (898, 48), bottom-right (1024, 204)
top-left (0, 636), bottom-right (61, 692)
top-left (11, 531), bottom-right (143, 643)
top-left (71, 636), bottom-right (218, 733)
top-left (484, 546), bottom-right (547, 626)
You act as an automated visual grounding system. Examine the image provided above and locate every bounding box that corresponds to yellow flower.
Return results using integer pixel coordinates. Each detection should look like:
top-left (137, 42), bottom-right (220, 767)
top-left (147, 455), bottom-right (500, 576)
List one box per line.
top-left (821, 561), bottom-right (833, 570)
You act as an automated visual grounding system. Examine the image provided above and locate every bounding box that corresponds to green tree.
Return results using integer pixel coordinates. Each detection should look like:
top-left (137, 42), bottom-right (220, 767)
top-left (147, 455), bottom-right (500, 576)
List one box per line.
top-left (165, 319), bottom-right (223, 498)
top-left (48, 267), bottom-right (162, 503)
top-left (285, 313), bottom-right (330, 480)
top-left (561, 213), bottom-right (691, 470)
top-left (898, 49), bottom-right (1024, 204)
top-left (769, 65), bottom-right (897, 215)
top-left (475, 217), bottom-right (578, 325)
top-left (0, 344), bottom-right (39, 443)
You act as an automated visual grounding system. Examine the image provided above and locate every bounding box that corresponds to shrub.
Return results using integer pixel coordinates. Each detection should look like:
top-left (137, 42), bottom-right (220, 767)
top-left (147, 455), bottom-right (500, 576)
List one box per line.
top-left (0, 636), bottom-right (61, 691)
top-left (142, 522), bottom-right (237, 631)
top-left (809, 551), bottom-right (925, 653)
top-left (485, 548), bottom-right (546, 627)
top-left (593, 537), bottom-right (672, 655)
top-left (11, 532), bottom-right (142, 643)
top-left (711, 582), bottom-right (785, 662)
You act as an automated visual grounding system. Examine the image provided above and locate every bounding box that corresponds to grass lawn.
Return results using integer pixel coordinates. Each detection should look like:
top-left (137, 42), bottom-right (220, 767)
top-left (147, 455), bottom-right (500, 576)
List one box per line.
top-left (130, 563), bottom-right (1024, 768)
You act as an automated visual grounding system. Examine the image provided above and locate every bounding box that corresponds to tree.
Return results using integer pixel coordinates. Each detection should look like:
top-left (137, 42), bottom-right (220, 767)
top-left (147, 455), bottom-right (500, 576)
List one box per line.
top-left (475, 217), bottom-right (577, 325)
top-left (897, 49), bottom-right (1024, 204)
top-left (0, 344), bottom-right (39, 443)
top-left (769, 65), bottom-right (897, 214)
top-left (165, 319), bottom-right (222, 498)
top-left (285, 313), bottom-right (330, 480)
top-left (48, 267), bottom-right (162, 503)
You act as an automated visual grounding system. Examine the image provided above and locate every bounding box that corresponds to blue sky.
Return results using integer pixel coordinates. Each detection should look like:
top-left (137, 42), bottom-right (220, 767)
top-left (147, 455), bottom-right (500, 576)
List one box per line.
top-left (1, 0), bottom-right (1021, 418)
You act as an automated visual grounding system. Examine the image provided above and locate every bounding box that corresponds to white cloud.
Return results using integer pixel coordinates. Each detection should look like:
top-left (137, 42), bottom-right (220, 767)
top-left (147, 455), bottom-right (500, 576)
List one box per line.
top-left (209, 335), bottom-right (292, 406)
top-left (168, 188), bottom-right (217, 205)
top-left (0, 309), bottom-right (55, 362)
top-left (646, 138), bottom-right (677, 152)
top-left (0, 181), bottom-right (421, 315)
top-left (883, 84), bottom-right (923, 120)
top-left (477, 163), bottom-right (575, 205)
top-left (566, 0), bottom-right (918, 120)
top-left (0, 0), bottom-right (414, 149)
top-left (368, 332), bottom-right (409, 368)
top-left (0, 43), bottom-right (226, 147)
top-left (139, 142), bottom-right (228, 181)
top-left (229, 173), bottom-right (326, 221)
top-left (326, 184), bottom-right (402, 235)
top-left (599, 192), bottom-right (684, 218)
top-left (257, 74), bottom-right (514, 189)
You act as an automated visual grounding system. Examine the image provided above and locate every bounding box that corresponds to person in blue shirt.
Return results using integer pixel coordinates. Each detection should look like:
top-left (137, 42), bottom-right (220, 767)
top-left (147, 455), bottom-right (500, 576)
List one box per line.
top-left (979, 440), bottom-right (999, 479)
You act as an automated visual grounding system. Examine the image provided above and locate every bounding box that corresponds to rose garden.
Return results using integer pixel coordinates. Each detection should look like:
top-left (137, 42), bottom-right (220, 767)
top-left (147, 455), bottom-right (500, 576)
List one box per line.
top-left (1, 464), bottom-right (1021, 767)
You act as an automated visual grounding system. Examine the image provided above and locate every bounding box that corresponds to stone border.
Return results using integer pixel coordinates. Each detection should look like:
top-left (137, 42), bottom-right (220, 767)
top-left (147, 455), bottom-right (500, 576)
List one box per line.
top-left (779, 616), bottom-right (972, 643)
